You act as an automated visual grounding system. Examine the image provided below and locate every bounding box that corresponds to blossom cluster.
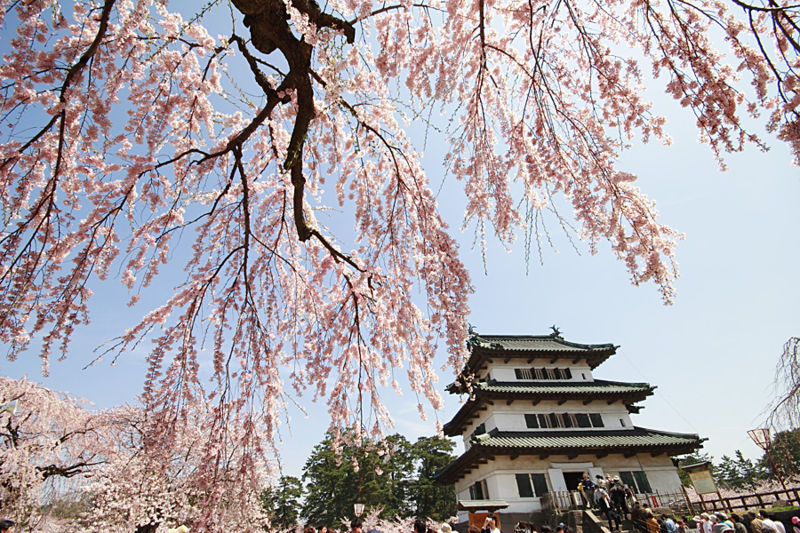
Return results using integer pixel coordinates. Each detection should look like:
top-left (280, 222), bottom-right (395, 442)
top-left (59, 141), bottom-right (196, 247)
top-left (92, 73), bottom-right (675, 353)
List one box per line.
top-left (0, 0), bottom-right (791, 519)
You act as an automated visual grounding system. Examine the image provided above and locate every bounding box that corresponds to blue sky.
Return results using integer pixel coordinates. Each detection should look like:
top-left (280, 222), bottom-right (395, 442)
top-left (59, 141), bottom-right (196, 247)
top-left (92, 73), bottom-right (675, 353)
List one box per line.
top-left (8, 96), bottom-right (797, 478)
top-left (4, 6), bottom-right (799, 481)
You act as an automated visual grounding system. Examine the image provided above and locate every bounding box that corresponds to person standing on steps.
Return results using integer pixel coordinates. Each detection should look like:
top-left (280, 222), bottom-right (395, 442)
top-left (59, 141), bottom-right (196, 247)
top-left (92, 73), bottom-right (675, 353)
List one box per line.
top-left (581, 472), bottom-right (596, 508)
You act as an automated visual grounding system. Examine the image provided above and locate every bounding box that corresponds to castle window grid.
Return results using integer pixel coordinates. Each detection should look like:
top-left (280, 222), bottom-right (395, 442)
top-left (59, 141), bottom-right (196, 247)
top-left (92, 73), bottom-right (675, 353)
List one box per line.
top-left (515, 473), bottom-right (549, 498)
top-left (469, 479), bottom-right (489, 500)
top-left (515, 367), bottom-right (573, 380)
top-left (619, 471), bottom-right (652, 494)
top-left (524, 412), bottom-right (605, 429)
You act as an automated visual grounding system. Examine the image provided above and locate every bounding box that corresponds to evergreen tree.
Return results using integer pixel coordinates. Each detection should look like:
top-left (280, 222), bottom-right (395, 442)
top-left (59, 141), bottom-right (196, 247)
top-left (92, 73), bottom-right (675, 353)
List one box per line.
top-left (408, 436), bottom-right (457, 521)
top-left (759, 428), bottom-right (800, 480)
top-left (301, 432), bottom-right (458, 522)
top-left (301, 432), bottom-right (415, 523)
top-left (262, 476), bottom-right (305, 529)
top-left (715, 451), bottom-right (765, 490)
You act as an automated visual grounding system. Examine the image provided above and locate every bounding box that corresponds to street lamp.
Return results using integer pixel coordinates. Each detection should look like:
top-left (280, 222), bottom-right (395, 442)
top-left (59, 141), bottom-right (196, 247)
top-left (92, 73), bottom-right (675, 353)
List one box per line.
top-left (353, 503), bottom-right (365, 517)
top-left (747, 428), bottom-right (788, 491)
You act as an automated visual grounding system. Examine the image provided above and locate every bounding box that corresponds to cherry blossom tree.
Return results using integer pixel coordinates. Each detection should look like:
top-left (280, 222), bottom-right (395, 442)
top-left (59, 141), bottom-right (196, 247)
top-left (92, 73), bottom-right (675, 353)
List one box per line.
top-left (0, 376), bottom-right (106, 529)
top-left (1, 377), bottom-right (270, 531)
top-left (769, 336), bottom-right (800, 429)
top-left (0, 0), bottom-right (794, 507)
top-left (729, 0), bottom-right (800, 159)
top-left (79, 402), bottom-right (270, 532)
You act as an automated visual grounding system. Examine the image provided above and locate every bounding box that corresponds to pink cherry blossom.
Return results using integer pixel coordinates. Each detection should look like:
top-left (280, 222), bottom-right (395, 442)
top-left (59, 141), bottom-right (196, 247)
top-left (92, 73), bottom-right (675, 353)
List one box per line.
top-left (0, 0), bottom-right (795, 525)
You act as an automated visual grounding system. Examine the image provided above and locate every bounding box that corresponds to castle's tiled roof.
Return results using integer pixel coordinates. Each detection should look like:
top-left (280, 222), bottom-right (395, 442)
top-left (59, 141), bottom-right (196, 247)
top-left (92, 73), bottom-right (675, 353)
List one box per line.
top-left (474, 380), bottom-right (653, 395)
top-left (470, 428), bottom-right (699, 449)
top-left (435, 427), bottom-right (703, 483)
top-left (443, 379), bottom-right (655, 436)
top-left (462, 332), bottom-right (617, 372)
top-left (468, 334), bottom-right (615, 352)
top-left (457, 500), bottom-right (509, 511)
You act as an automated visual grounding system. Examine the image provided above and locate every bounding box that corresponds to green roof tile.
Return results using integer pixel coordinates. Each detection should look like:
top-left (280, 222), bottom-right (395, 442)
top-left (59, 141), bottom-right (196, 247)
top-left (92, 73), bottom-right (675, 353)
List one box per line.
top-left (462, 332), bottom-right (618, 373)
top-left (474, 380), bottom-right (652, 395)
top-left (443, 380), bottom-right (655, 436)
top-left (471, 428), bottom-right (699, 449)
top-left (435, 427), bottom-right (704, 483)
top-left (469, 334), bottom-right (615, 352)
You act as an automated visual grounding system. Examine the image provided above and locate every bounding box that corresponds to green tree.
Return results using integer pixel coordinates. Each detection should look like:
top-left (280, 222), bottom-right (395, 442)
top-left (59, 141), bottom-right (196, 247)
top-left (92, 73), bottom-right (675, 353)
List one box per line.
top-left (715, 451), bottom-right (765, 490)
top-left (262, 475), bottom-right (305, 529)
top-left (375, 434), bottom-right (416, 517)
top-left (759, 428), bottom-right (800, 480)
top-left (408, 436), bottom-right (457, 521)
top-left (301, 432), bottom-right (415, 524)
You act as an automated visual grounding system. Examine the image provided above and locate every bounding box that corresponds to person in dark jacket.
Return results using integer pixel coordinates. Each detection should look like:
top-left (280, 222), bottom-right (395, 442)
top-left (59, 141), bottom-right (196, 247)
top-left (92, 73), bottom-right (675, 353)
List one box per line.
top-left (598, 489), bottom-right (621, 531)
top-left (580, 473), bottom-right (596, 508)
top-left (610, 479), bottom-right (628, 516)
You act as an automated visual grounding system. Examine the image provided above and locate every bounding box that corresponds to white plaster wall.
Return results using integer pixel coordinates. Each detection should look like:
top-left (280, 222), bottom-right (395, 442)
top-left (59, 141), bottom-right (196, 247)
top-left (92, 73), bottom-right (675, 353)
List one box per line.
top-left (461, 406), bottom-right (635, 447)
top-left (487, 401), bottom-right (633, 432)
top-left (453, 453), bottom-right (684, 513)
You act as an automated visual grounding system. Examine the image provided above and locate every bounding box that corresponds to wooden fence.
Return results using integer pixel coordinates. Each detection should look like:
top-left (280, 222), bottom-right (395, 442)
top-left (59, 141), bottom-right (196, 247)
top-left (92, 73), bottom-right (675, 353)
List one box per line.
top-left (691, 487), bottom-right (800, 513)
top-left (540, 490), bottom-right (585, 512)
top-left (541, 487), bottom-right (800, 515)
top-left (541, 490), bottom-right (688, 513)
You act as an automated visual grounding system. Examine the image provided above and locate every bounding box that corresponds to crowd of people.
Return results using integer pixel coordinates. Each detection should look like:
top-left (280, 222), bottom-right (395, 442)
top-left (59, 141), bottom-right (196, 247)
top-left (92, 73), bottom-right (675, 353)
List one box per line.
top-left (577, 472), bottom-right (637, 531)
top-left (320, 502), bottom-right (800, 533)
top-left (654, 510), bottom-right (800, 533)
top-left (569, 472), bottom-right (800, 533)
top-left (5, 486), bottom-right (796, 533)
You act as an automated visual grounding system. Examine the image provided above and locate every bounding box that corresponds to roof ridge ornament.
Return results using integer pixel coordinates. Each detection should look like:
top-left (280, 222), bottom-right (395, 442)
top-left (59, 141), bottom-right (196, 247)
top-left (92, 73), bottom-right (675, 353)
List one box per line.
top-left (550, 325), bottom-right (562, 338)
top-left (466, 323), bottom-right (483, 348)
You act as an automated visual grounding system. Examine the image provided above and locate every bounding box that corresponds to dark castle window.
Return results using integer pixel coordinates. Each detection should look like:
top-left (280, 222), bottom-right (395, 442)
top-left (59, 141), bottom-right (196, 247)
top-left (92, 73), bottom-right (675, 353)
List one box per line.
top-left (516, 473), bottom-right (549, 498)
top-left (514, 367), bottom-right (574, 380)
top-left (525, 412), bottom-right (605, 429)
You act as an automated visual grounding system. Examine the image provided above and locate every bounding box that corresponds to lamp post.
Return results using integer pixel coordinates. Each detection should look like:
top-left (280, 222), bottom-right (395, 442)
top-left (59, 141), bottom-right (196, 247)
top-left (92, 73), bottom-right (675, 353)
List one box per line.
top-left (747, 428), bottom-right (788, 491)
top-left (353, 503), bottom-right (365, 518)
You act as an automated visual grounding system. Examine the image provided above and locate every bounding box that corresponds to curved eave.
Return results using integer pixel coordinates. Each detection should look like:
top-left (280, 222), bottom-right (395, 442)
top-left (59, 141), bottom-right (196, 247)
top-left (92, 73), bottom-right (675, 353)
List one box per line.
top-left (463, 335), bottom-right (618, 374)
top-left (442, 382), bottom-right (655, 437)
top-left (435, 427), bottom-right (704, 484)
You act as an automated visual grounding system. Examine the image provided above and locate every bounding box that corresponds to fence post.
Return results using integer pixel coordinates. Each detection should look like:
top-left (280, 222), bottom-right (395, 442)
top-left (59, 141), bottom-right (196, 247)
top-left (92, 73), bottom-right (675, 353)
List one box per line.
top-left (680, 486), bottom-right (695, 515)
top-left (714, 491), bottom-right (724, 512)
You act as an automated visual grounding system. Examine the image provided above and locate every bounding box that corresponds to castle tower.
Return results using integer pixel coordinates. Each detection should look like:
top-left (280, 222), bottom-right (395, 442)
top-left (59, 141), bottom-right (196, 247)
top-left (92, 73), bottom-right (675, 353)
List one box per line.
top-left (437, 329), bottom-right (703, 524)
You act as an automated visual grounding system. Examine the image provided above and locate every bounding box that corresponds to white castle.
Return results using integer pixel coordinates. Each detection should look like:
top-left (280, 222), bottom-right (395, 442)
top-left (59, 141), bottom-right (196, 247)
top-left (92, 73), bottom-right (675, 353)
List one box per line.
top-left (438, 329), bottom-right (702, 525)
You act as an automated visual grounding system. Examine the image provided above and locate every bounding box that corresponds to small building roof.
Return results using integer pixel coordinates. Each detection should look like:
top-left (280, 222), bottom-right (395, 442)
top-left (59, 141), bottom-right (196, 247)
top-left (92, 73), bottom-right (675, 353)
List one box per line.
top-left (462, 331), bottom-right (617, 374)
top-left (443, 379), bottom-right (655, 436)
top-left (457, 500), bottom-right (509, 511)
top-left (436, 426), bottom-right (704, 483)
